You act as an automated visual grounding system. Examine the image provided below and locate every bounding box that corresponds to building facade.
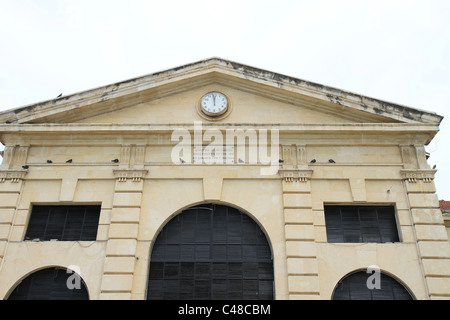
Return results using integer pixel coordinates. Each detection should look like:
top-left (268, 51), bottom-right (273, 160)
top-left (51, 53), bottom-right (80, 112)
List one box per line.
top-left (0, 58), bottom-right (449, 300)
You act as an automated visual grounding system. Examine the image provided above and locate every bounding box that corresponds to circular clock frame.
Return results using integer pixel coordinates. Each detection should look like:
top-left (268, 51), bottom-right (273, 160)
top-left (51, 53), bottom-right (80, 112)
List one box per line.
top-left (196, 91), bottom-right (233, 121)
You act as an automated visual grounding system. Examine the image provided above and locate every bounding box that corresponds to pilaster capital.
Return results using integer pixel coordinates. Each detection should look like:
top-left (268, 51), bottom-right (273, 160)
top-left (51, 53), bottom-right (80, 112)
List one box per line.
top-left (113, 169), bottom-right (148, 182)
top-left (279, 169), bottom-right (313, 183)
top-left (401, 169), bottom-right (436, 183)
top-left (0, 169), bottom-right (28, 183)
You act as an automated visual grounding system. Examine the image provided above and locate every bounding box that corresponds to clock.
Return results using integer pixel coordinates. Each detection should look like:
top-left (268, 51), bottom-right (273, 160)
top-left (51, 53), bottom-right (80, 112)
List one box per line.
top-left (200, 92), bottom-right (228, 116)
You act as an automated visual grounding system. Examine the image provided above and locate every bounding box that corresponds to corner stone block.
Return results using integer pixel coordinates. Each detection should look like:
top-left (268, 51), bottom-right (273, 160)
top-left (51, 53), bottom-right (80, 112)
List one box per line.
top-left (427, 277), bottom-right (450, 297)
top-left (411, 209), bottom-right (444, 225)
top-left (101, 274), bottom-right (133, 292)
top-left (283, 194), bottom-right (312, 208)
top-left (108, 223), bottom-right (139, 239)
top-left (289, 294), bottom-right (320, 300)
top-left (414, 225), bottom-right (449, 241)
top-left (287, 258), bottom-right (319, 275)
top-left (284, 208), bottom-right (313, 224)
top-left (112, 192), bottom-right (142, 207)
top-left (286, 241), bottom-right (317, 258)
top-left (285, 225), bottom-right (315, 241)
top-left (288, 275), bottom-right (320, 293)
top-left (0, 194), bottom-right (19, 208)
top-left (104, 256), bottom-right (136, 274)
top-left (106, 239), bottom-right (138, 256)
top-left (418, 241), bottom-right (450, 259)
top-left (422, 259), bottom-right (450, 277)
top-left (111, 207), bottom-right (141, 223)
top-left (408, 193), bottom-right (439, 208)
top-left (0, 225), bottom-right (11, 240)
top-left (100, 292), bottom-right (132, 300)
top-left (0, 208), bottom-right (14, 224)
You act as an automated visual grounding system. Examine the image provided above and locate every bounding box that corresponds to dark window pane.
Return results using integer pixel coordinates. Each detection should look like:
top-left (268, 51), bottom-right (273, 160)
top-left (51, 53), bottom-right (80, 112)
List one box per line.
top-left (25, 206), bottom-right (100, 241)
top-left (325, 206), bottom-right (399, 244)
top-left (8, 267), bottom-right (89, 300)
top-left (332, 271), bottom-right (413, 300)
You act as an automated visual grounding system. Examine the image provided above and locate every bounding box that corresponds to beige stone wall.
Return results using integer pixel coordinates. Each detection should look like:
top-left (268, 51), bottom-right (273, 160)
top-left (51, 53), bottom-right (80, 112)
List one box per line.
top-left (0, 129), bottom-right (448, 300)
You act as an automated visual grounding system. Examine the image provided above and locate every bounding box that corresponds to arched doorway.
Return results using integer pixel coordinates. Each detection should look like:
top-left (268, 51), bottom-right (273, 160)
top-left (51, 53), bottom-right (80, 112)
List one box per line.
top-left (7, 267), bottom-right (89, 300)
top-left (332, 270), bottom-right (414, 300)
top-left (147, 204), bottom-right (274, 300)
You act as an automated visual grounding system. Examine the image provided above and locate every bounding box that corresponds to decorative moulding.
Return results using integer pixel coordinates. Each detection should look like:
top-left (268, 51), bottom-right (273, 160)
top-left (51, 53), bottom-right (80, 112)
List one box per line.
top-left (279, 169), bottom-right (313, 182)
top-left (113, 169), bottom-right (148, 182)
top-left (400, 169), bottom-right (436, 183)
top-left (0, 169), bottom-right (28, 183)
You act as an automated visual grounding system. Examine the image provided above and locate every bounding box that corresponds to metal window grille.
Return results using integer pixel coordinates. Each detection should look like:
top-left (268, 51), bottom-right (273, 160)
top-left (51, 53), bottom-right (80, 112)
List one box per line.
top-left (7, 267), bottom-right (89, 300)
top-left (25, 205), bottom-right (101, 241)
top-left (324, 206), bottom-right (399, 243)
top-left (332, 271), bottom-right (413, 300)
top-left (147, 204), bottom-right (274, 300)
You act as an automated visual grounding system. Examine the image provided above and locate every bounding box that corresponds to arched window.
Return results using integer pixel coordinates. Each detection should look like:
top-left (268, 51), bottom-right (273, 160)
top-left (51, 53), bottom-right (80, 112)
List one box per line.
top-left (7, 267), bottom-right (89, 300)
top-left (147, 204), bottom-right (274, 300)
top-left (332, 270), bottom-right (414, 300)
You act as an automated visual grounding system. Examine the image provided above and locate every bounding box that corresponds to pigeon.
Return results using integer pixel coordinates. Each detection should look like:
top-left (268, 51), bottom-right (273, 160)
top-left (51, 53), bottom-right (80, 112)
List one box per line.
top-left (47, 160), bottom-right (53, 163)
top-left (310, 159), bottom-right (317, 163)
top-left (66, 159), bottom-right (73, 163)
top-left (111, 159), bottom-right (119, 163)
top-left (22, 165), bottom-right (29, 169)
top-left (57, 93), bottom-right (62, 98)
top-left (329, 159), bottom-right (336, 163)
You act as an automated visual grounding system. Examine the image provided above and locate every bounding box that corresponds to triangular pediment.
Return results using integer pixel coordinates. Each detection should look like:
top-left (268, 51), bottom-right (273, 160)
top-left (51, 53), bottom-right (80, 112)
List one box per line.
top-left (74, 83), bottom-right (390, 125)
top-left (0, 58), bottom-right (443, 126)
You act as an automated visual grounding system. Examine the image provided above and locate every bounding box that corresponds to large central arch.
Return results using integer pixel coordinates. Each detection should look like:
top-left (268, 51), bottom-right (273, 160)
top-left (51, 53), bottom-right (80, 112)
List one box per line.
top-left (146, 203), bottom-right (274, 300)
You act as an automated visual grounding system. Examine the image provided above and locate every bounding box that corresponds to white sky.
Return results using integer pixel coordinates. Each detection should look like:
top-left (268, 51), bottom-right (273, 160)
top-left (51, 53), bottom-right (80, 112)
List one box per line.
top-left (0, 0), bottom-right (449, 199)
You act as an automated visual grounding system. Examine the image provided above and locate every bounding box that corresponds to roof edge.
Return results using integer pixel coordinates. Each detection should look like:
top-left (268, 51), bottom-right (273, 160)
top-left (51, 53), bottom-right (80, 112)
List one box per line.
top-left (0, 57), bottom-right (444, 125)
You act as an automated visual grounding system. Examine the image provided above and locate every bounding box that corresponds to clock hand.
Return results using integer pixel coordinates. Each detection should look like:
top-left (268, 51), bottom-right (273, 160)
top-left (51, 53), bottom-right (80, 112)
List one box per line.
top-left (212, 93), bottom-right (216, 106)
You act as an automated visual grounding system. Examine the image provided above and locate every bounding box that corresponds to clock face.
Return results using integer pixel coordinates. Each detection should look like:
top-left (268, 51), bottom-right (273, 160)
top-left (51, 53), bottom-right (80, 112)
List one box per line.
top-left (201, 92), bottom-right (228, 116)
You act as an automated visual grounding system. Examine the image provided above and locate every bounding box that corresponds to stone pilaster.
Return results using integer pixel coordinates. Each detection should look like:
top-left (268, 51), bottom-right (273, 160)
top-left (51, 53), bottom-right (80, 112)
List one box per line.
top-left (99, 168), bottom-right (148, 300)
top-left (280, 167), bottom-right (320, 300)
top-left (402, 170), bottom-right (450, 299)
top-left (0, 170), bottom-right (27, 270)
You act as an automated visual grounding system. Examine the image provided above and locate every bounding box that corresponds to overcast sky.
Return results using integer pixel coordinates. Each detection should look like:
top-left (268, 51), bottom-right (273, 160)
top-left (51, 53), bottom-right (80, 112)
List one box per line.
top-left (0, 0), bottom-right (449, 199)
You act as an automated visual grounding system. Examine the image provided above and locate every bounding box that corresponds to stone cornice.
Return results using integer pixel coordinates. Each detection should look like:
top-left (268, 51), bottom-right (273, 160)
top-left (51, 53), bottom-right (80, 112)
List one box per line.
top-left (401, 169), bottom-right (437, 183)
top-left (0, 123), bottom-right (440, 134)
top-left (0, 169), bottom-right (28, 183)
